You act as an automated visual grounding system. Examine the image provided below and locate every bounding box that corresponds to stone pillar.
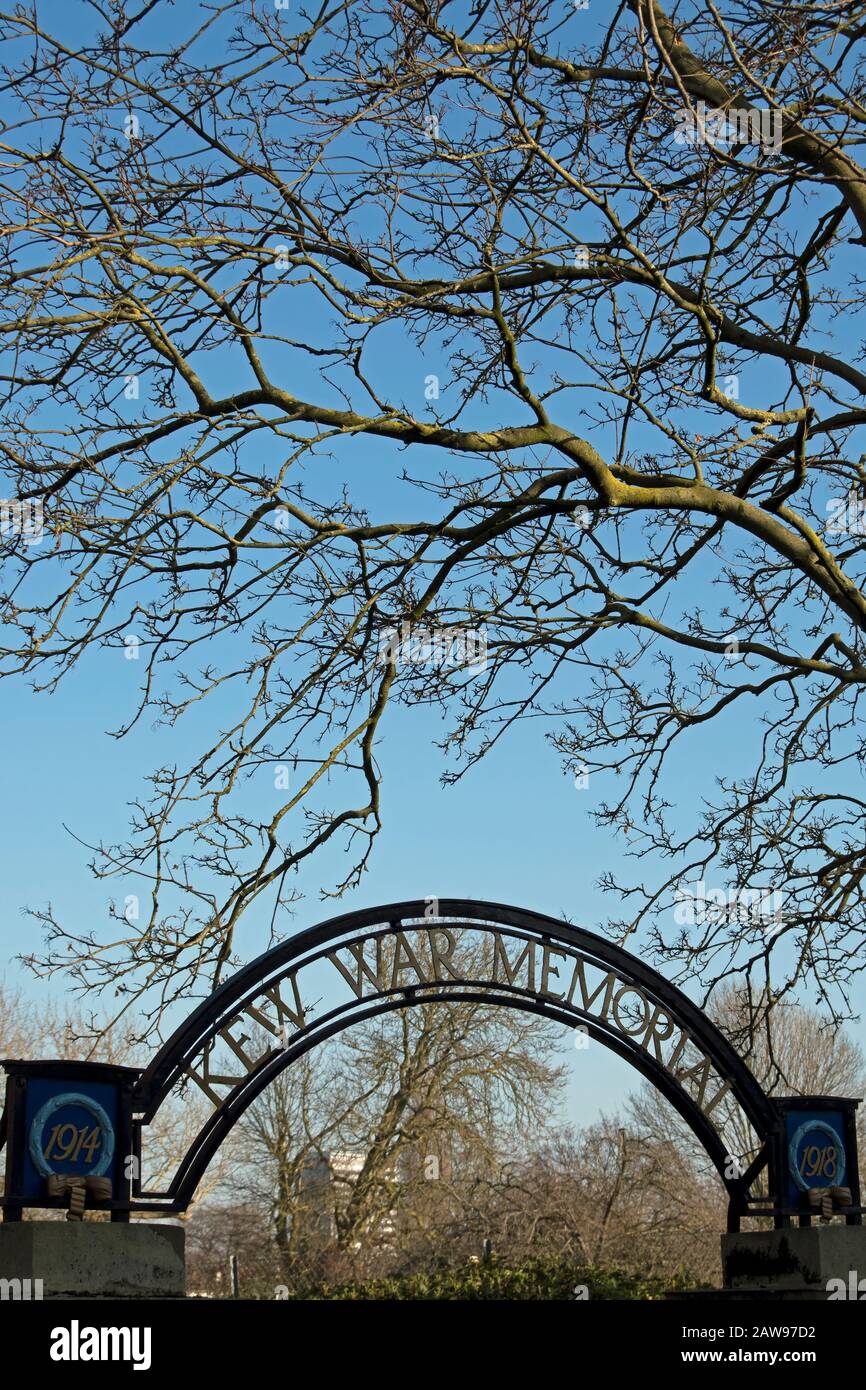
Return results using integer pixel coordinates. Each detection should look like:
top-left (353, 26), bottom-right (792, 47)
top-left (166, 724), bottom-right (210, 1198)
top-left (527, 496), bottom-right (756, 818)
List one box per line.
top-left (0, 1220), bottom-right (185, 1299)
top-left (721, 1225), bottom-right (866, 1298)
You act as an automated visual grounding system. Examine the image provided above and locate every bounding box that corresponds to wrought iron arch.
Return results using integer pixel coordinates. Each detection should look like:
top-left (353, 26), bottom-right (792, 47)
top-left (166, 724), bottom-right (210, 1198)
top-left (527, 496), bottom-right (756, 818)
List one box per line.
top-left (130, 899), bottom-right (782, 1229)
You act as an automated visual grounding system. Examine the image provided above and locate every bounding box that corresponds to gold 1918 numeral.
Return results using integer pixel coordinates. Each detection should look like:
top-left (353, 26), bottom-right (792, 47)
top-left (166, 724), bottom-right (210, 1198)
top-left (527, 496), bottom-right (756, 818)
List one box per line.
top-left (799, 1144), bottom-right (837, 1180)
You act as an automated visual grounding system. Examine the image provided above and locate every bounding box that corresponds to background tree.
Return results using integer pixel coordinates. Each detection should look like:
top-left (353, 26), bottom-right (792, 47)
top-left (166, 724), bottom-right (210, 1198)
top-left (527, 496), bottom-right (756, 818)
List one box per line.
top-left (491, 1119), bottom-right (724, 1284)
top-left (2, 0), bottom-right (866, 1031)
top-left (444, 990), bottom-right (866, 1285)
top-left (183, 985), bottom-right (865, 1294)
top-left (232, 984), bottom-right (565, 1288)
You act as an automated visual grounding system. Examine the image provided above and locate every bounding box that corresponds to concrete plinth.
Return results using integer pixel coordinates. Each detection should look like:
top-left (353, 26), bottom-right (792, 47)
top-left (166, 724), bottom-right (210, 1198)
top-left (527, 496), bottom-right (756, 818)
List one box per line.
top-left (0, 1221), bottom-right (185, 1299)
top-left (722, 1225), bottom-right (866, 1296)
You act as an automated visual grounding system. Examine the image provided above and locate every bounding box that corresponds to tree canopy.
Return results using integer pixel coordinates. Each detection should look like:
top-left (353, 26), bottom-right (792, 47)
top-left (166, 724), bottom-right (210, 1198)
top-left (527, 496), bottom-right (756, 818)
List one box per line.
top-left (2, 0), bottom-right (866, 1027)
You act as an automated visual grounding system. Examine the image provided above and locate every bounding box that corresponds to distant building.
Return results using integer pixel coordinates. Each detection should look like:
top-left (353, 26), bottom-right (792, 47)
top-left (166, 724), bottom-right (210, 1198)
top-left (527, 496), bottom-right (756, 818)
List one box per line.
top-left (298, 1149), bottom-right (415, 1247)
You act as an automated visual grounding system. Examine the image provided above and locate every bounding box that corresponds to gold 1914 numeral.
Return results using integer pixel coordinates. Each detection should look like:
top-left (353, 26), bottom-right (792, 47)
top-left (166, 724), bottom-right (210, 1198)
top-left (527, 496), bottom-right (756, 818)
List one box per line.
top-left (43, 1122), bottom-right (102, 1164)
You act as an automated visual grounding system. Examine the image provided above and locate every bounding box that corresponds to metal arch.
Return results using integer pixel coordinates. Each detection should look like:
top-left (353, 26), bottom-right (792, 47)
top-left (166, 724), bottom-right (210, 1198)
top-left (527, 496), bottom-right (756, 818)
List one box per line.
top-left (139, 990), bottom-right (748, 1215)
top-left (130, 899), bottom-right (781, 1218)
top-left (136, 899), bottom-right (776, 1129)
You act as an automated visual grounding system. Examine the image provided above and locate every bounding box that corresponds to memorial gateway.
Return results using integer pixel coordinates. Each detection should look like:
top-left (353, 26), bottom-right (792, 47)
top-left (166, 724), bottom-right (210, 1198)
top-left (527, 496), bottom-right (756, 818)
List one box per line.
top-left (1, 899), bottom-right (864, 1298)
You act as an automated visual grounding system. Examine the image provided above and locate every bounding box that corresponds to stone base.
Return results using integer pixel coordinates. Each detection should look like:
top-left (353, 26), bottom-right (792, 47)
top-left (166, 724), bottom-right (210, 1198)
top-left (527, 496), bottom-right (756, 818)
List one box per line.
top-left (722, 1225), bottom-right (866, 1296)
top-left (0, 1220), bottom-right (185, 1299)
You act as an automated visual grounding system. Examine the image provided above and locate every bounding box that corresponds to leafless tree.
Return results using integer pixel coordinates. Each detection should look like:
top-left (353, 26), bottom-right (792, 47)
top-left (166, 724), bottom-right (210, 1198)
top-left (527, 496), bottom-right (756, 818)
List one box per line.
top-left (1, 1), bottom-right (866, 1029)
top-left (232, 985), bottom-right (565, 1285)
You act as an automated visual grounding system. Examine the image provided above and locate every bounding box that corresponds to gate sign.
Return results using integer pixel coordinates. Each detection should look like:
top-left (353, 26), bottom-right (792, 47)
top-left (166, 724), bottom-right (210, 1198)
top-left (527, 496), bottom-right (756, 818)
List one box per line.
top-left (0, 1060), bottom-right (139, 1214)
top-left (782, 1101), bottom-right (859, 1210)
top-left (28, 1089), bottom-right (115, 1181)
top-left (21, 1078), bottom-right (119, 1199)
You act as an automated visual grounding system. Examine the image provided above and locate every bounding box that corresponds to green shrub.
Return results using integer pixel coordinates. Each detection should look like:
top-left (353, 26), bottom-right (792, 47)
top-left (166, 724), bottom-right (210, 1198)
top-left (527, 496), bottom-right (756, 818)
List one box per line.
top-left (290, 1256), bottom-right (701, 1301)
